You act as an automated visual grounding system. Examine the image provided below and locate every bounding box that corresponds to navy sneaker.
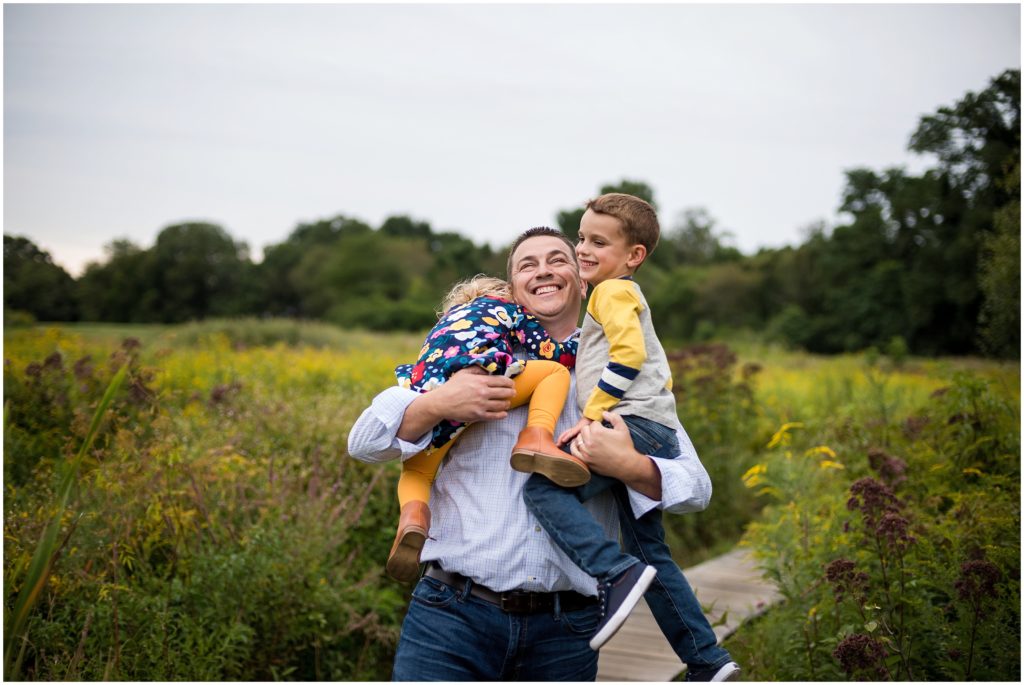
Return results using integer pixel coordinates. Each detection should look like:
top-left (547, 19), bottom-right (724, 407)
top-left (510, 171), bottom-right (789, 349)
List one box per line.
top-left (588, 564), bottom-right (657, 650)
top-left (686, 661), bottom-right (741, 682)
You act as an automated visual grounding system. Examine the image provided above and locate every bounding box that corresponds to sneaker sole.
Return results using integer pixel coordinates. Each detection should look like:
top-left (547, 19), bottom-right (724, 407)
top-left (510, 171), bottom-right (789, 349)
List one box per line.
top-left (510, 450), bottom-right (590, 487)
top-left (710, 663), bottom-right (741, 682)
top-left (589, 565), bottom-right (657, 651)
top-left (386, 526), bottom-right (427, 583)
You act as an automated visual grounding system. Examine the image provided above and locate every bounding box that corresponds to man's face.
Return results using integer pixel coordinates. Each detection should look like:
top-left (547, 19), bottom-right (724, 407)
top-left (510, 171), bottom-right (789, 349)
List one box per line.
top-left (509, 235), bottom-right (585, 328)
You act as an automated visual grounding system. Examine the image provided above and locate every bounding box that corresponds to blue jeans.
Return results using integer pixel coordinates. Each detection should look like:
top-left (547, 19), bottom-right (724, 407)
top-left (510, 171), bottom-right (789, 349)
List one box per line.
top-left (522, 415), bottom-right (731, 672)
top-left (392, 575), bottom-right (600, 680)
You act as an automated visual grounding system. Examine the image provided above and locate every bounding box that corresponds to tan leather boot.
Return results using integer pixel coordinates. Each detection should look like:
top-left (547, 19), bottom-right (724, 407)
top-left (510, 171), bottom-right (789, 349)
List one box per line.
top-left (386, 501), bottom-right (431, 582)
top-left (510, 426), bottom-right (591, 487)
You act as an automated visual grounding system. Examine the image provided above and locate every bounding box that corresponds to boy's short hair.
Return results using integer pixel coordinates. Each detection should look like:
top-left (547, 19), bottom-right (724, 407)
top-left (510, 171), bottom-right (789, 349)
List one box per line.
top-left (505, 226), bottom-right (578, 278)
top-left (586, 193), bottom-right (660, 255)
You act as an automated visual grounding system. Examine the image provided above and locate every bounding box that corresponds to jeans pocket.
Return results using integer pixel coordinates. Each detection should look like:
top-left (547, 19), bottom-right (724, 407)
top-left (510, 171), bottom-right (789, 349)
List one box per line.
top-left (625, 418), bottom-right (663, 455)
top-left (624, 416), bottom-right (680, 460)
top-left (411, 576), bottom-right (460, 609)
top-left (560, 604), bottom-right (603, 636)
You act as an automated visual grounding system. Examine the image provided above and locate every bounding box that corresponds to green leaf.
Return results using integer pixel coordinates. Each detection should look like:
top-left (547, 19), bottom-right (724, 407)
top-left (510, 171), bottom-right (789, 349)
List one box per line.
top-left (4, 364), bottom-right (128, 679)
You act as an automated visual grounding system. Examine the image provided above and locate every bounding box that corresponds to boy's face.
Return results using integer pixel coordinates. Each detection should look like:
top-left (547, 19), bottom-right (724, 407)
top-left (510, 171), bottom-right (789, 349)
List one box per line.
top-left (576, 209), bottom-right (647, 286)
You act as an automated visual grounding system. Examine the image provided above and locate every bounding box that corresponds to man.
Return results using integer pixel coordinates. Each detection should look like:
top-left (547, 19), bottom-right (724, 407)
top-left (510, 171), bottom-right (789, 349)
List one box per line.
top-left (347, 227), bottom-right (712, 680)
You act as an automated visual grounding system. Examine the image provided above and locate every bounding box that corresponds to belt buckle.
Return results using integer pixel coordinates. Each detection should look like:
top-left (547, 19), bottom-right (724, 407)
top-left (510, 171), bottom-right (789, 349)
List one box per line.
top-left (499, 591), bottom-right (521, 613)
top-left (500, 590), bottom-right (549, 614)
top-left (499, 590), bottom-right (532, 613)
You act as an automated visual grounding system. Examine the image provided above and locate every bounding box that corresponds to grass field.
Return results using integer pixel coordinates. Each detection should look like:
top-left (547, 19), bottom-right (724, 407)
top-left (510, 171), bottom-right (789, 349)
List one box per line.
top-left (3, 320), bottom-right (1018, 680)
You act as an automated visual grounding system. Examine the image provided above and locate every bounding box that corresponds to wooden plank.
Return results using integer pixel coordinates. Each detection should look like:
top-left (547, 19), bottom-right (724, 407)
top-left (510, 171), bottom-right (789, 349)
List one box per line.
top-left (597, 549), bottom-right (780, 682)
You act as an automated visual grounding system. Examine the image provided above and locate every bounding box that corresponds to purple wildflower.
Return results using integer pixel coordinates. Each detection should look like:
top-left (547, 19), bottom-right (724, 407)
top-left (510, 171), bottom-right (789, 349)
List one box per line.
top-left (867, 448), bottom-right (908, 488)
top-left (833, 633), bottom-right (890, 680)
top-left (875, 511), bottom-right (914, 553)
top-left (825, 558), bottom-right (869, 603)
top-left (847, 477), bottom-right (902, 528)
top-left (955, 560), bottom-right (1001, 606)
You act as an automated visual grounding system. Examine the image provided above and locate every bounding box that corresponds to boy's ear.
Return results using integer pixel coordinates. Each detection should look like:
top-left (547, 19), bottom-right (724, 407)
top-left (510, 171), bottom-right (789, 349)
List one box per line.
top-left (627, 244), bottom-right (647, 269)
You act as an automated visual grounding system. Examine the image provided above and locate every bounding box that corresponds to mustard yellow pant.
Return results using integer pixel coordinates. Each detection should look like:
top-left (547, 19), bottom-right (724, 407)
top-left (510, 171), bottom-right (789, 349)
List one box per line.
top-left (397, 360), bottom-right (570, 507)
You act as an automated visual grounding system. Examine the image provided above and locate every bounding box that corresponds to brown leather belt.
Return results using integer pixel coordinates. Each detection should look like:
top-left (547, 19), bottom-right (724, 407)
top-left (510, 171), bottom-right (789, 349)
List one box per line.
top-left (424, 563), bottom-right (599, 614)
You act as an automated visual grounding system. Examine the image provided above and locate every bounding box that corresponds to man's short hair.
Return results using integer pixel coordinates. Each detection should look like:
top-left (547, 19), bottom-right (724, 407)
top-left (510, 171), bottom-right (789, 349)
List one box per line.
top-left (506, 226), bottom-right (578, 278)
top-left (586, 193), bottom-right (660, 254)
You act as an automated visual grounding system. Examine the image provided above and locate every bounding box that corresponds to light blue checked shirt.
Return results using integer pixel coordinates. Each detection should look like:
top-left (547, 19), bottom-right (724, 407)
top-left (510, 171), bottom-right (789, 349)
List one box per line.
top-left (347, 366), bottom-right (711, 597)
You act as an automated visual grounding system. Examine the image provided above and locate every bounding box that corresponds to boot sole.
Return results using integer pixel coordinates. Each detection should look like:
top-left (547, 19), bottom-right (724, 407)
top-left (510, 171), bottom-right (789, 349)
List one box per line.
top-left (510, 450), bottom-right (590, 487)
top-left (386, 526), bottom-right (427, 583)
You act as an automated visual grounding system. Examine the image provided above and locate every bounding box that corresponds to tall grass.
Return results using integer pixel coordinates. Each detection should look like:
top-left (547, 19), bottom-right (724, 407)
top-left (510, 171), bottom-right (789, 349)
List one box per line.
top-left (4, 322), bottom-right (1016, 680)
top-left (724, 353), bottom-right (1020, 680)
top-left (5, 364), bottom-right (127, 679)
top-left (3, 326), bottom-right (414, 679)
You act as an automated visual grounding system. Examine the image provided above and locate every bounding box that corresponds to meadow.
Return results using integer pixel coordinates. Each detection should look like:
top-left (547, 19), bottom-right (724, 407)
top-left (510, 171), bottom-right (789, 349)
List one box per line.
top-left (3, 320), bottom-right (1019, 680)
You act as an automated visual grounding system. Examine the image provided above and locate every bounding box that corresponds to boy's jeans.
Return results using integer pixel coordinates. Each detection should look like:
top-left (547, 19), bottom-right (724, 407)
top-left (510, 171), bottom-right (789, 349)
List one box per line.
top-left (522, 415), bottom-right (730, 672)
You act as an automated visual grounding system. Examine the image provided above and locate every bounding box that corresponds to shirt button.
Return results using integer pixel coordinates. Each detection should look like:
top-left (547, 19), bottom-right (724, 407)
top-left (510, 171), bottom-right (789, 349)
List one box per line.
top-left (535, 526), bottom-right (542, 532)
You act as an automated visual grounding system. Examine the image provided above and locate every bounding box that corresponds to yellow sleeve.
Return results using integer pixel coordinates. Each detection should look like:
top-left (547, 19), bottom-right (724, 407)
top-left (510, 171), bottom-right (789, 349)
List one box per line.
top-left (582, 280), bottom-right (646, 421)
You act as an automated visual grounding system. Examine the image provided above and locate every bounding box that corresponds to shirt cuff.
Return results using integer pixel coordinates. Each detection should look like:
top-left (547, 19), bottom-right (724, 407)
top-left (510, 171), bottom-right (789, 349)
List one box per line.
top-left (370, 386), bottom-right (433, 458)
top-left (625, 478), bottom-right (662, 519)
top-left (623, 424), bottom-right (711, 518)
top-left (625, 455), bottom-right (696, 518)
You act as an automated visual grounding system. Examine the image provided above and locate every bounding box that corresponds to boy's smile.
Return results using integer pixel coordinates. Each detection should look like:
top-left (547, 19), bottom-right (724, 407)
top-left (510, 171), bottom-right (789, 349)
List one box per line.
top-left (576, 209), bottom-right (647, 286)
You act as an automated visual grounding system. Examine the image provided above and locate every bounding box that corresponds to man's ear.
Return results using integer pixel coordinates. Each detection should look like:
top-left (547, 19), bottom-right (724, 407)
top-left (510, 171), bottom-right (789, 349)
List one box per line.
top-left (627, 244), bottom-right (647, 269)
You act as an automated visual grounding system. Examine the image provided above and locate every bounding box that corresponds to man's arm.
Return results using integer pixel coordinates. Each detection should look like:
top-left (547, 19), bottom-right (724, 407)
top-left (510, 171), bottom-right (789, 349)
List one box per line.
top-left (347, 368), bottom-right (516, 463)
top-left (396, 367), bottom-right (516, 441)
top-left (569, 411), bottom-right (661, 498)
top-left (571, 410), bottom-right (711, 518)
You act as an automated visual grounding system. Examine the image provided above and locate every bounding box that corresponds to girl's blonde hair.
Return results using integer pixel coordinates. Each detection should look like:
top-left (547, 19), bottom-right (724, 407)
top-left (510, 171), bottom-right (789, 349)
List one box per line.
top-left (440, 275), bottom-right (512, 315)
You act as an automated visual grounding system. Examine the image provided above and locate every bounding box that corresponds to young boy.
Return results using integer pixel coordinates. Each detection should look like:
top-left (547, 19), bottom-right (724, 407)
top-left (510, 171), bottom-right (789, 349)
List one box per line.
top-left (512, 194), bottom-right (740, 681)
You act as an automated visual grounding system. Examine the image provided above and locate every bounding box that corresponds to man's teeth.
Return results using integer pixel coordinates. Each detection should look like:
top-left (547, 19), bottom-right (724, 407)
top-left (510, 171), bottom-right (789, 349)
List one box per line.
top-left (534, 285), bottom-right (559, 295)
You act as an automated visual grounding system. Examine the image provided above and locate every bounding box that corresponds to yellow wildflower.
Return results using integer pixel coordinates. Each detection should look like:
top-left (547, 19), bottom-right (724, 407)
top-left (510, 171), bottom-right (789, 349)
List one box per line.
top-left (742, 463), bottom-right (767, 488)
top-left (766, 422), bottom-right (804, 449)
top-left (805, 445), bottom-right (837, 459)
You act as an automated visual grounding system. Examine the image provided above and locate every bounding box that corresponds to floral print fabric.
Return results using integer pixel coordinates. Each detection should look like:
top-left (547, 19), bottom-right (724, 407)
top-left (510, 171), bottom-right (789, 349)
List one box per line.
top-left (396, 296), bottom-right (577, 448)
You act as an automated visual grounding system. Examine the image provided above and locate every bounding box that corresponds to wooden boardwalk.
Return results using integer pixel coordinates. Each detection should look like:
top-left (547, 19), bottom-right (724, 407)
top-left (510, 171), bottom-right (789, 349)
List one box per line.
top-left (597, 548), bottom-right (781, 682)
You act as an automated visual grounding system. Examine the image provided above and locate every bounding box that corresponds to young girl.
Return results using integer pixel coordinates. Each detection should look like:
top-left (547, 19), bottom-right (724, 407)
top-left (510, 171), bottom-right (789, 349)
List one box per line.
top-left (386, 275), bottom-right (588, 582)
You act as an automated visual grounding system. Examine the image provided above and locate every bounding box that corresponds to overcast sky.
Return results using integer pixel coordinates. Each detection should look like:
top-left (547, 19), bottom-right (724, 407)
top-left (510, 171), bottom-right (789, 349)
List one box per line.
top-left (4, 2), bottom-right (1020, 276)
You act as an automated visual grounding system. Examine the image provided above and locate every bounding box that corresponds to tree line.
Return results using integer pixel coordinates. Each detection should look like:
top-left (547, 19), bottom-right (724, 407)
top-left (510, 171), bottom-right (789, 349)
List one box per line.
top-left (5, 70), bottom-right (1019, 358)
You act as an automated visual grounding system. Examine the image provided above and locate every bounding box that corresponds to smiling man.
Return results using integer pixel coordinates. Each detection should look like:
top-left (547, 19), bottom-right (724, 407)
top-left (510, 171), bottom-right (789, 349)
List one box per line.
top-left (347, 226), bottom-right (713, 681)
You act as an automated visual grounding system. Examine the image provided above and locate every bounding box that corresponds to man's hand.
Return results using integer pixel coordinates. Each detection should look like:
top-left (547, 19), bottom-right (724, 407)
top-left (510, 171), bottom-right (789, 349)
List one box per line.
top-left (556, 417), bottom-right (593, 446)
top-left (396, 368), bottom-right (516, 442)
top-left (568, 411), bottom-right (663, 501)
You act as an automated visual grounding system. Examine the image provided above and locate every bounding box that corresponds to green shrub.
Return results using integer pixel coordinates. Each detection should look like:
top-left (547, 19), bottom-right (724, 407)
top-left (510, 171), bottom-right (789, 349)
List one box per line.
top-left (664, 343), bottom-right (766, 561)
top-left (3, 338), bottom-right (153, 486)
top-left (4, 308), bottom-right (36, 327)
top-left (165, 317), bottom-right (416, 351)
top-left (729, 371), bottom-right (1020, 680)
top-left (4, 330), bottom-right (410, 680)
